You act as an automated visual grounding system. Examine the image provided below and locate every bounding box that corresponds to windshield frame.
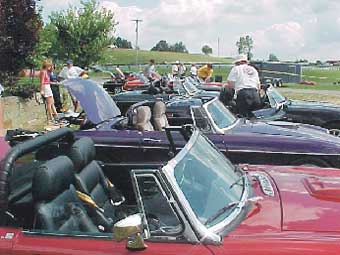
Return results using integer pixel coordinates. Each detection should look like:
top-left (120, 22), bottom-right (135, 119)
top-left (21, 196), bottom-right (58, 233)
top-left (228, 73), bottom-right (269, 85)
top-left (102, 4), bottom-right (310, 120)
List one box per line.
top-left (266, 85), bottom-right (287, 108)
top-left (162, 130), bottom-right (250, 243)
top-left (203, 98), bottom-right (239, 133)
top-left (182, 78), bottom-right (199, 95)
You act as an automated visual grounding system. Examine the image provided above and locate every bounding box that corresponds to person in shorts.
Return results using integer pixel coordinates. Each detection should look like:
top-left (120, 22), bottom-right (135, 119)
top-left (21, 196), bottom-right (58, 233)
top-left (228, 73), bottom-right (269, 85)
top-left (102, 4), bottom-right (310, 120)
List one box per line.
top-left (39, 60), bottom-right (58, 122)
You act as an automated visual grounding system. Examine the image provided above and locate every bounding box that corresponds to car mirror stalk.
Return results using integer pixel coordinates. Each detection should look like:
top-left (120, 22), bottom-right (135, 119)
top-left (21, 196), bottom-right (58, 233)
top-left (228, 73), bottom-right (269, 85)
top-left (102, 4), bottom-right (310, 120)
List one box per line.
top-left (113, 214), bottom-right (148, 251)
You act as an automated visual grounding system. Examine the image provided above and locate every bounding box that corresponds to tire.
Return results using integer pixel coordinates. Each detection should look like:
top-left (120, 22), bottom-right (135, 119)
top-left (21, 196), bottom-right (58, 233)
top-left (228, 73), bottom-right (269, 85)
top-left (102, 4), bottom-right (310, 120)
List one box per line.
top-left (291, 157), bottom-right (331, 168)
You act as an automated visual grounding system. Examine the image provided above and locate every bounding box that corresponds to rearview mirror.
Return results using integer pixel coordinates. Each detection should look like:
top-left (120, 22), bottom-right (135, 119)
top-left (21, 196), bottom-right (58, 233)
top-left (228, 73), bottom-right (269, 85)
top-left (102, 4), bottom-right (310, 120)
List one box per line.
top-left (113, 214), bottom-right (147, 251)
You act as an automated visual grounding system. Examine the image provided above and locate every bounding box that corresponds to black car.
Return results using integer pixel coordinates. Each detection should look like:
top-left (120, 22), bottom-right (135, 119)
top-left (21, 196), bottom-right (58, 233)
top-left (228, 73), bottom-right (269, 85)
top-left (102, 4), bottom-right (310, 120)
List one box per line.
top-left (251, 85), bottom-right (340, 133)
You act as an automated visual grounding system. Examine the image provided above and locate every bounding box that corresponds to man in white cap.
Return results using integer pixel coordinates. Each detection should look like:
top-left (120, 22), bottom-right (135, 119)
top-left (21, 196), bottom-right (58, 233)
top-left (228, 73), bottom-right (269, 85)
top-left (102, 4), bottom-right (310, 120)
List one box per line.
top-left (227, 54), bottom-right (261, 117)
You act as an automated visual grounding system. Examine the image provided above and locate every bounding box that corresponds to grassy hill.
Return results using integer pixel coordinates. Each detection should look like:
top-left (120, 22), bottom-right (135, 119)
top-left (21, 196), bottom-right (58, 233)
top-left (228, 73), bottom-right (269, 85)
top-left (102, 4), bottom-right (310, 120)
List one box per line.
top-left (100, 48), bottom-right (232, 65)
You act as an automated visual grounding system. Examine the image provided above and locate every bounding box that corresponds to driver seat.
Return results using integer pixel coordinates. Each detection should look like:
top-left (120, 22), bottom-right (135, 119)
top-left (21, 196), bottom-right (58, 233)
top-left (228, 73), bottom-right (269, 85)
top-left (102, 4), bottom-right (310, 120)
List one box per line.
top-left (32, 156), bottom-right (99, 233)
top-left (135, 106), bottom-right (154, 131)
top-left (68, 137), bottom-right (126, 224)
top-left (153, 101), bottom-right (169, 131)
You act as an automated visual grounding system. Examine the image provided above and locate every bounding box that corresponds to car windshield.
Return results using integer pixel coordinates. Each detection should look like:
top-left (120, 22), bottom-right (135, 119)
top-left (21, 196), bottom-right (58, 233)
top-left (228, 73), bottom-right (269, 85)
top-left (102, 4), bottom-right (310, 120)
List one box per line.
top-left (173, 133), bottom-right (245, 228)
top-left (183, 79), bottom-right (199, 95)
top-left (267, 86), bottom-right (286, 107)
top-left (205, 99), bottom-right (237, 130)
top-left (172, 79), bottom-right (187, 95)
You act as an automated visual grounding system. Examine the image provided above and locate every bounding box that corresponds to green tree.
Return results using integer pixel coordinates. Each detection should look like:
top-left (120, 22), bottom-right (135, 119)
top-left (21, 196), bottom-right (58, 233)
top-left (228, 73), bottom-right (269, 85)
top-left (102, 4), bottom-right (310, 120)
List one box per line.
top-left (202, 45), bottom-right (212, 55)
top-left (151, 40), bottom-right (170, 51)
top-left (46, 0), bottom-right (116, 67)
top-left (115, 36), bottom-right (132, 49)
top-left (0, 0), bottom-right (42, 85)
top-left (169, 42), bottom-right (188, 53)
top-left (268, 53), bottom-right (279, 62)
top-left (236, 35), bottom-right (254, 60)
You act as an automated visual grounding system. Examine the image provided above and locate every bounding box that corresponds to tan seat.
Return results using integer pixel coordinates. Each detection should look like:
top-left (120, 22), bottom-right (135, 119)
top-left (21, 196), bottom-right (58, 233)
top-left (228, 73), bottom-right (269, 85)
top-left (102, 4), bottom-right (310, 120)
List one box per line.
top-left (135, 106), bottom-right (154, 131)
top-left (153, 101), bottom-right (169, 131)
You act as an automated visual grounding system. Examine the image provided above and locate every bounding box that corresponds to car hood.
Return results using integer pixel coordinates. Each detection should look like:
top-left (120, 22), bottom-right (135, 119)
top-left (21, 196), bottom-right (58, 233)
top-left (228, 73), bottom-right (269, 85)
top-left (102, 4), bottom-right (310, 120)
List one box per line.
top-left (63, 78), bottom-right (121, 124)
top-left (290, 99), bottom-right (340, 111)
top-left (231, 119), bottom-right (334, 141)
top-left (233, 165), bottom-right (340, 235)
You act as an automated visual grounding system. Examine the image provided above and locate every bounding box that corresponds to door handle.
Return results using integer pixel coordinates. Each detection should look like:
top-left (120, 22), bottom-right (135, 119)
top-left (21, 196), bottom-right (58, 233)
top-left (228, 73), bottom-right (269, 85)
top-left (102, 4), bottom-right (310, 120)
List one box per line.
top-left (142, 138), bottom-right (162, 143)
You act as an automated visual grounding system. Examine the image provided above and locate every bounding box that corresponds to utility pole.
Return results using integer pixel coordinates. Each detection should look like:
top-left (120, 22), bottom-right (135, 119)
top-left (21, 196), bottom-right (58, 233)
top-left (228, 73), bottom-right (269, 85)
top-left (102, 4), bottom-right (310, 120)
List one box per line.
top-left (131, 19), bottom-right (143, 69)
top-left (217, 37), bottom-right (220, 57)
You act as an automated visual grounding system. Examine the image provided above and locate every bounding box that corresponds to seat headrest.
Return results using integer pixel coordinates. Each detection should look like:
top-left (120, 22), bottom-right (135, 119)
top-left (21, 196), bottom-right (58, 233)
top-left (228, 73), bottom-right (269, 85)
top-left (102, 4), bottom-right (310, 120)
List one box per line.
top-left (136, 106), bottom-right (152, 125)
top-left (69, 137), bottom-right (96, 173)
top-left (33, 156), bottom-right (75, 202)
top-left (153, 101), bottom-right (166, 118)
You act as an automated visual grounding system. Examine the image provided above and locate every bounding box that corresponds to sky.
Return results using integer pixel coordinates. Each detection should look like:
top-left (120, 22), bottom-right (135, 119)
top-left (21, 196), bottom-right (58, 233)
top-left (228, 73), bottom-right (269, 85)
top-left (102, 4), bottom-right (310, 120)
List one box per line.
top-left (40, 0), bottom-right (340, 61)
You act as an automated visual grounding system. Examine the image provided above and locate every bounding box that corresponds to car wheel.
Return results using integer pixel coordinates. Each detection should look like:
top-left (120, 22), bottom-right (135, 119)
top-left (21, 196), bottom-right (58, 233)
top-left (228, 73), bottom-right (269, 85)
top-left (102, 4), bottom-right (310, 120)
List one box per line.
top-left (291, 157), bottom-right (331, 168)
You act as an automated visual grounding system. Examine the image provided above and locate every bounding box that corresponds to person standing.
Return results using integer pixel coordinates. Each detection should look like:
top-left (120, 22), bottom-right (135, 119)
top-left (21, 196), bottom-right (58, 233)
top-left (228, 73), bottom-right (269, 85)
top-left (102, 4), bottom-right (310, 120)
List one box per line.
top-left (58, 60), bottom-right (85, 112)
top-left (143, 59), bottom-right (160, 80)
top-left (48, 65), bottom-right (62, 113)
top-left (197, 64), bottom-right (213, 82)
top-left (171, 61), bottom-right (180, 77)
top-left (39, 60), bottom-right (58, 123)
top-left (190, 63), bottom-right (197, 77)
top-left (227, 54), bottom-right (261, 117)
top-left (58, 59), bottom-right (86, 79)
top-left (179, 62), bottom-right (186, 77)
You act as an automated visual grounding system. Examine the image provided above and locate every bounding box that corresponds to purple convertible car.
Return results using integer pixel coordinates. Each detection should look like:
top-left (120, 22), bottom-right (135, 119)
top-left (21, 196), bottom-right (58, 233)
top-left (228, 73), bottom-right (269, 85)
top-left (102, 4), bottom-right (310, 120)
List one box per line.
top-left (63, 78), bottom-right (340, 168)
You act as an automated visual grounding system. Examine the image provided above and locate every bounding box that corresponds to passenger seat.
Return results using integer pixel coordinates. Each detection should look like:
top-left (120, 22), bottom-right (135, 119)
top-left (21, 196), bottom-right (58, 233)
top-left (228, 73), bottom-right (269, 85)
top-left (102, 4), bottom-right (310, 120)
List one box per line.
top-left (135, 106), bottom-right (154, 131)
top-left (32, 156), bottom-right (99, 233)
top-left (153, 101), bottom-right (169, 131)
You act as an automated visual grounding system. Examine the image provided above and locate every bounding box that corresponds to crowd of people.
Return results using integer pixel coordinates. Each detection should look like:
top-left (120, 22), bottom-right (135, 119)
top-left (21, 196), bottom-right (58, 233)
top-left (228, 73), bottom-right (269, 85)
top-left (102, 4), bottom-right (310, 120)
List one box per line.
top-left (148, 54), bottom-right (261, 118)
top-left (39, 59), bottom-right (86, 124)
top-left (39, 53), bottom-right (260, 125)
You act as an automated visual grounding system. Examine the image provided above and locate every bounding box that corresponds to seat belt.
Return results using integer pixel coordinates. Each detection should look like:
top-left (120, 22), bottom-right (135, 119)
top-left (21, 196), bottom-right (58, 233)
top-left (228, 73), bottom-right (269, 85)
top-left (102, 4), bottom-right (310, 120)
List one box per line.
top-left (76, 190), bottom-right (104, 213)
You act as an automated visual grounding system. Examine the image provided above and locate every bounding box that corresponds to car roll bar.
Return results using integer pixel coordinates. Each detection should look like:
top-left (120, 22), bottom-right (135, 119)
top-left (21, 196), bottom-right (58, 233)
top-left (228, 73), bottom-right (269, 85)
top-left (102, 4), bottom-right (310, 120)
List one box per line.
top-left (165, 125), bottom-right (194, 157)
top-left (0, 128), bottom-right (74, 213)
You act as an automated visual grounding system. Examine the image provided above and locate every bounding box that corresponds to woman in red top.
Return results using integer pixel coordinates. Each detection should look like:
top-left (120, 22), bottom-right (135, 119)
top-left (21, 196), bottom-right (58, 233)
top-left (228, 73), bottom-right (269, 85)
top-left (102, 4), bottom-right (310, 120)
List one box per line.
top-left (40, 60), bottom-right (58, 122)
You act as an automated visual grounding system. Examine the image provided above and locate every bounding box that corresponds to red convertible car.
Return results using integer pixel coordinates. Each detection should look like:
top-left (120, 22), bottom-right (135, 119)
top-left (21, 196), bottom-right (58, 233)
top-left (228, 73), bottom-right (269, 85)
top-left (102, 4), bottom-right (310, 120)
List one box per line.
top-left (1, 128), bottom-right (340, 254)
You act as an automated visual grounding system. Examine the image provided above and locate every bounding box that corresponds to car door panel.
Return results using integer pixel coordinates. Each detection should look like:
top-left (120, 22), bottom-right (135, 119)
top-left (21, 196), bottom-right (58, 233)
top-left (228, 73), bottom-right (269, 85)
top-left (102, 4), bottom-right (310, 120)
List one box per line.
top-left (12, 232), bottom-right (212, 255)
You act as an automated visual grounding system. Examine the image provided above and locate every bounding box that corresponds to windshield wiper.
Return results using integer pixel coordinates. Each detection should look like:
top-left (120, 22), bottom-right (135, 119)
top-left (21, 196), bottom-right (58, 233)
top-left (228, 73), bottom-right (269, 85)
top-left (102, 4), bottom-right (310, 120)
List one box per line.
top-left (229, 166), bottom-right (246, 189)
top-left (204, 196), bottom-right (263, 226)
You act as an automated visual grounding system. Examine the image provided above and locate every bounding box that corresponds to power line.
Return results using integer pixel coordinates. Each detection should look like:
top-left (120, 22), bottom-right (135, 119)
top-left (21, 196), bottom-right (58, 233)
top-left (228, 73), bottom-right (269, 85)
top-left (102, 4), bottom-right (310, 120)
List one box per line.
top-left (131, 19), bottom-right (143, 68)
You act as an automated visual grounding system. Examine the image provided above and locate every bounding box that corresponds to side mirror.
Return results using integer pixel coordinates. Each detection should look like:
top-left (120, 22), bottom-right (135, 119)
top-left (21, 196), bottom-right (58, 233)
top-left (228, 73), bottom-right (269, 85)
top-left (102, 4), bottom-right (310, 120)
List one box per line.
top-left (113, 214), bottom-right (148, 251)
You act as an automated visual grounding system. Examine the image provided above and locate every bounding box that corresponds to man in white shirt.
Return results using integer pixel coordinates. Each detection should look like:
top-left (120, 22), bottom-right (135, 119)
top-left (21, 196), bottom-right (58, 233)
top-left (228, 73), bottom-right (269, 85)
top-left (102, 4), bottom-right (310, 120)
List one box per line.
top-left (227, 54), bottom-right (261, 117)
top-left (171, 61), bottom-right (180, 77)
top-left (143, 59), bottom-right (160, 80)
top-left (190, 64), bottom-right (197, 77)
top-left (58, 60), bottom-right (85, 79)
top-left (179, 62), bottom-right (186, 76)
top-left (58, 60), bottom-right (85, 112)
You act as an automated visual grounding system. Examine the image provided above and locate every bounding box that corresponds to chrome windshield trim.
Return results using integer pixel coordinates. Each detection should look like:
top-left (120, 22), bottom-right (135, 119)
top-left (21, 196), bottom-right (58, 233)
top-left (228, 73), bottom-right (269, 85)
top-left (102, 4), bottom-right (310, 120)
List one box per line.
top-left (227, 148), bottom-right (339, 156)
top-left (203, 98), bottom-right (239, 134)
top-left (267, 86), bottom-right (287, 108)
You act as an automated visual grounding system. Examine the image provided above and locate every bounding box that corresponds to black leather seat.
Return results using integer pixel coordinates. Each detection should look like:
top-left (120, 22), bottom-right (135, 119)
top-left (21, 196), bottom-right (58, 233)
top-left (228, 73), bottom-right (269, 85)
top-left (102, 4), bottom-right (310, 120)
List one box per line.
top-left (68, 137), bottom-right (125, 223)
top-left (32, 156), bottom-right (99, 233)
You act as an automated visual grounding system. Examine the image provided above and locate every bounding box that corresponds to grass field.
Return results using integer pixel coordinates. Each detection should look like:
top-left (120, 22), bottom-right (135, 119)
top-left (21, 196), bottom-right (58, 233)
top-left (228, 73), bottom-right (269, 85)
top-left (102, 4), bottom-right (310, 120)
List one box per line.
top-left (301, 68), bottom-right (340, 85)
top-left (100, 48), bottom-right (233, 65)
